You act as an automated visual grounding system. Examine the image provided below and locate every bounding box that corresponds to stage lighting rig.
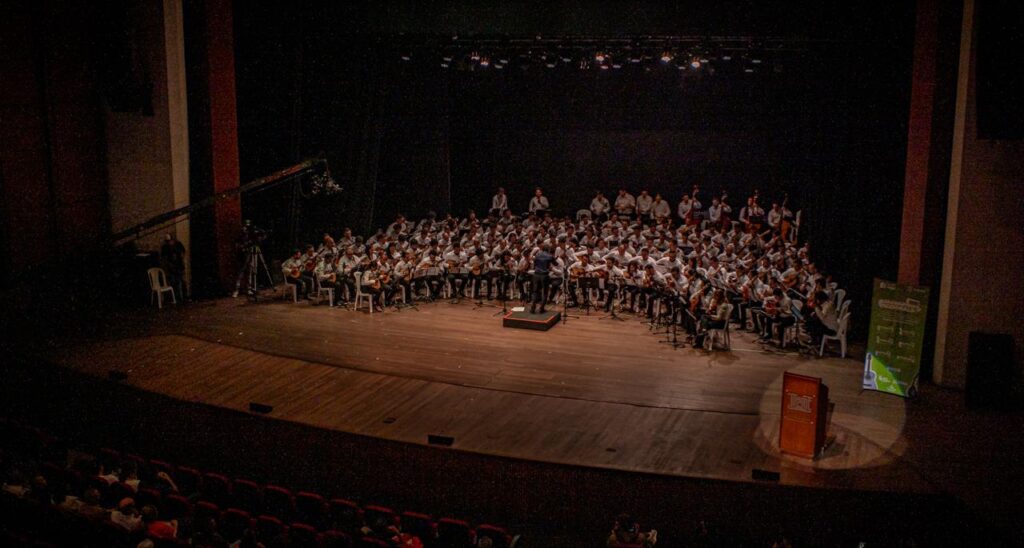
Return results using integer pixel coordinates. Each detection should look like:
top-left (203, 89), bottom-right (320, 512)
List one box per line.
top-left (309, 166), bottom-right (341, 196)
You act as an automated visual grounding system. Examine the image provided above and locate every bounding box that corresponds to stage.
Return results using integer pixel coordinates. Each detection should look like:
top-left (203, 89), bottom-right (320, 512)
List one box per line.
top-left (30, 295), bottom-right (954, 495)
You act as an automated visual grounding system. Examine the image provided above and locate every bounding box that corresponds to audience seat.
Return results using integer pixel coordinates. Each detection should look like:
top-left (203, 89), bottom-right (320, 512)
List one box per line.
top-left (174, 466), bottom-right (203, 496)
top-left (193, 500), bottom-right (221, 526)
top-left (222, 507), bottom-right (254, 542)
top-left (437, 517), bottom-right (476, 547)
top-left (329, 498), bottom-right (364, 532)
top-left (363, 504), bottom-right (398, 527)
top-left (232, 478), bottom-right (263, 514)
top-left (109, 481), bottom-right (136, 506)
top-left (288, 522), bottom-right (320, 547)
top-left (295, 491), bottom-right (329, 530)
top-left (322, 529), bottom-right (354, 548)
top-left (135, 486), bottom-right (162, 510)
top-left (357, 536), bottom-right (392, 548)
top-left (400, 511), bottom-right (436, 543)
top-left (264, 484), bottom-right (296, 521)
top-left (202, 471), bottom-right (232, 507)
top-left (148, 459), bottom-right (176, 479)
top-left (256, 514), bottom-right (288, 544)
top-left (476, 524), bottom-right (512, 548)
top-left (160, 493), bottom-right (192, 521)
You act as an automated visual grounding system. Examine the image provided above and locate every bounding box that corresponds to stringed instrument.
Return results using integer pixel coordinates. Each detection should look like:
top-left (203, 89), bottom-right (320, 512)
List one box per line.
top-left (779, 192), bottom-right (792, 239)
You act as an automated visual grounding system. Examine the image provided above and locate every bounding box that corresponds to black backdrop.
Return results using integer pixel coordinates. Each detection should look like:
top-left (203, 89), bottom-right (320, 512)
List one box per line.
top-left (233, 1), bottom-right (915, 338)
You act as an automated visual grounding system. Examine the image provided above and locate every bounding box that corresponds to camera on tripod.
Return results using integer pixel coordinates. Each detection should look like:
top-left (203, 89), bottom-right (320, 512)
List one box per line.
top-left (239, 220), bottom-right (270, 250)
top-left (233, 220), bottom-right (275, 300)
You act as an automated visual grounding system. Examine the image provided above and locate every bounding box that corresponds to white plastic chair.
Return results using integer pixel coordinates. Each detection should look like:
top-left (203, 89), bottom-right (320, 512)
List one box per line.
top-left (704, 304), bottom-right (735, 351)
top-left (782, 300), bottom-right (803, 348)
top-left (832, 288), bottom-right (846, 309)
top-left (839, 299), bottom-right (851, 318)
top-left (280, 282), bottom-right (298, 303)
top-left (576, 209), bottom-right (592, 222)
top-left (790, 210), bottom-right (801, 242)
top-left (314, 277), bottom-right (334, 307)
top-left (147, 268), bottom-right (176, 309)
top-left (353, 271), bottom-right (380, 314)
top-left (819, 311), bottom-right (851, 358)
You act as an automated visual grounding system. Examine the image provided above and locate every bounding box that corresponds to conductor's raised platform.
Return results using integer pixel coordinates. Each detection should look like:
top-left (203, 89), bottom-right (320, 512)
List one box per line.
top-left (502, 309), bottom-right (562, 331)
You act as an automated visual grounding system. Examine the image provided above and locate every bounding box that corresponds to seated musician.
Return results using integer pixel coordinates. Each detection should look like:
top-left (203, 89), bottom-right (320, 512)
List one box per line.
top-left (759, 287), bottom-right (795, 347)
top-left (639, 264), bottom-right (665, 318)
top-left (467, 247), bottom-right (490, 299)
top-left (413, 250), bottom-right (442, 300)
top-left (392, 252), bottom-right (415, 303)
top-left (359, 263), bottom-right (385, 312)
top-left (805, 290), bottom-right (839, 347)
top-left (694, 289), bottom-right (731, 348)
top-left (315, 252), bottom-right (344, 306)
top-left (620, 262), bottom-right (641, 312)
top-left (444, 242), bottom-right (469, 298)
top-left (300, 245), bottom-right (318, 297)
top-left (614, 189), bottom-right (636, 218)
top-left (335, 246), bottom-right (361, 302)
top-left (491, 187), bottom-right (509, 217)
top-left (281, 249), bottom-right (309, 297)
top-left (595, 256), bottom-right (625, 312)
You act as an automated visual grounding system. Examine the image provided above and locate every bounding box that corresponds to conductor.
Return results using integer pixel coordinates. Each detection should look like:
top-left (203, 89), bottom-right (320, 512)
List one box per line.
top-left (530, 244), bottom-right (555, 314)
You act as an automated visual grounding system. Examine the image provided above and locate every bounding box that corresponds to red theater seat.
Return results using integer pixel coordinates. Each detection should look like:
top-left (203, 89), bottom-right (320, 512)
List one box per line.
top-left (329, 498), bottom-right (364, 533)
top-left (363, 504), bottom-right (398, 527)
top-left (295, 491), bottom-right (329, 530)
top-left (288, 522), bottom-right (320, 548)
top-left (174, 466), bottom-right (202, 496)
top-left (222, 508), bottom-right (253, 541)
top-left (322, 529), bottom-right (353, 548)
top-left (201, 472), bottom-right (232, 507)
top-left (263, 484), bottom-right (295, 521)
top-left (437, 517), bottom-right (475, 547)
top-left (400, 511), bottom-right (436, 543)
top-left (193, 500), bottom-right (221, 526)
top-left (357, 536), bottom-right (392, 548)
top-left (135, 486), bottom-right (162, 510)
top-left (256, 514), bottom-right (288, 544)
top-left (232, 478), bottom-right (263, 514)
top-left (160, 493), bottom-right (192, 521)
top-left (476, 524), bottom-right (512, 548)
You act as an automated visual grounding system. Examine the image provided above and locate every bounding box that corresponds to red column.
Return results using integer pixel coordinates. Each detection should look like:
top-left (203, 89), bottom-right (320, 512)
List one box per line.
top-left (898, 0), bottom-right (939, 285)
top-left (202, 0), bottom-right (242, 291)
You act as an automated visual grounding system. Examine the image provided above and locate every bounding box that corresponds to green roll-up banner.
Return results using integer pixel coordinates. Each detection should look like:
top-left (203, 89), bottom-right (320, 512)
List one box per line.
top-left (863, 278), bottom-right (929, 397)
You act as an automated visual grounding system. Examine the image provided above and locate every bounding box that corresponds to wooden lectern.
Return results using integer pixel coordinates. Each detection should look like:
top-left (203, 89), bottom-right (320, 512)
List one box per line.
top-left (779, 372), bottom-right (830, 459)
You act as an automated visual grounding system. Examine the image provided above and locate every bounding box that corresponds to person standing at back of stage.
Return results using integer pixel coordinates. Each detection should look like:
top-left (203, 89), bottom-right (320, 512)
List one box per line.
top-left (530, 244), bottom-right (555, 314)
top-left (491, 187), bottom-right (509, 217)
top-left (529, 187), bottom-right (550, 216)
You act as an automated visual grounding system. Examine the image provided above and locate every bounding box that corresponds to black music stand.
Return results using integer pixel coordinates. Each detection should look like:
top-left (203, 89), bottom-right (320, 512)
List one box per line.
top-left (560, 276), bottom-right (580, 324)
top-left (599, 280), bottom-right (626, 322)
top-left (577, 277), bottom-right (600, 316)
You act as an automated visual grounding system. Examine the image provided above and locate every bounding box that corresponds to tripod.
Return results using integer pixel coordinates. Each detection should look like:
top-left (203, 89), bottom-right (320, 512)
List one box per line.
top-left (234, 244), bottom-right (275, 302)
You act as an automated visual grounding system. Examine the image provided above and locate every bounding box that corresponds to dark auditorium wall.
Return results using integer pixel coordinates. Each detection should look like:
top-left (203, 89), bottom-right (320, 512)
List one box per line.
top-left (0, 0), bottom-right (110, 289)
top-left (232, 1), bottom-right (915, 337)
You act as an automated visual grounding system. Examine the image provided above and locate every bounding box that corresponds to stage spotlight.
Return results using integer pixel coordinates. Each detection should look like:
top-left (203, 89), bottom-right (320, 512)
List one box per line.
top-left (690, 57), bottom-right (702, 69)
top-left (751, 57), bottom-right (763, 64)
top-left (660, 50), bottom-right (673, 63)
top-left (579, 59), bottom-right (590, 70)
top-left (600, 63), bottom-right (609, 70)
top-left (480, 56), bottom-right (490, 67)
top-left (470, 51), bottom-right (480, 61)
top-left (400, 52), bottom-right (411, 61)
top-left (611, 61), bottom-right (622, 69)
top-left (595, 51), bottom-right (606, 62)
top-left (721, 54), bottom-right (733, 61)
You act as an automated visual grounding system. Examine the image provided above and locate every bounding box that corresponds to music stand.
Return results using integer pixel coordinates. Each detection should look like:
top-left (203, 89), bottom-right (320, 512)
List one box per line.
top-left (577, 277), bottom-right (600, 316)
top-left (491, 270), bottom-right (512, 317)
top-left (599, 280), bottom-right (626, 322)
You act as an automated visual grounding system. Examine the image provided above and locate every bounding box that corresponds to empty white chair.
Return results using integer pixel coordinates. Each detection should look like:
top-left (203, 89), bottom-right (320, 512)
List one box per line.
top-left (147, 267), bottom-right (176, 309)
top-left (575, 209), bottom-right (592, 222)
top-left (704, 304), bottom-right (735, 351)
top-left (819, 311), bottom-right (851, 358)
top-left (314, 277), bottom-right (334, 307)
top-left (832, 288), bottom-right (846, 309)
top-left (839, 299), bottom-right (851, 318)
top-left (280, 282), bottom-right (298, 303)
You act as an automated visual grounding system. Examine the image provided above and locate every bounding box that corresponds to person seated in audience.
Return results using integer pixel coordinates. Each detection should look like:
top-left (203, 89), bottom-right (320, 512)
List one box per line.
top-left (607, 513), bottom-right (658, 547)
top-left (111, 497), bottom-right (145, 532)
top-left (140, 504), bottom-right (178, 541)
top-left (75, 487), bottom-right (110, 520)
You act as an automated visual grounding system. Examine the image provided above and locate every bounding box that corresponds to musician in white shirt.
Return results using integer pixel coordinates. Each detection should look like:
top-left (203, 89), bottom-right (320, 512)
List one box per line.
top-left (708, 197), bottom-right (732, 229)
top-left (281, 249), bottom-right (309, 297)
top-left (590, 191), bottom-right (611, 222)
top-left (636, 191), bottom-right (653, 220)
top-left (652, 193), bottom-right (671, 221)
top-left (443, 242), bottom-right (469, 298)
top-left (491, 187), bottom-right (509, 216)
top-left (615, 189), bottom-right (636, 217)
top-left (528, 187), bottom-right (550, 215)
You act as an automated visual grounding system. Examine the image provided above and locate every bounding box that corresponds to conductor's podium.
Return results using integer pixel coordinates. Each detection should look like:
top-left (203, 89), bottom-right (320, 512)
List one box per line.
top-left (503, 309), bottom-right (561, 331)
top-left (779, 372), bottom-right (832, 459)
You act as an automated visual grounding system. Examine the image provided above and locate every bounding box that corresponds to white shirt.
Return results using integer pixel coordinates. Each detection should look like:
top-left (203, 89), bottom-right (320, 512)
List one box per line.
top-left (529, 195), bottom-right (550, 213)
top-left (590, 196), bottom-right (610, 214)
top-left (491, 193), bottom-right (508, 212)
top-left (652, 200), bottom-right (671, 219)
top-left (636, 194), bottom-right (653, 215)
top-left (615, 193), bottom-right (636, 212)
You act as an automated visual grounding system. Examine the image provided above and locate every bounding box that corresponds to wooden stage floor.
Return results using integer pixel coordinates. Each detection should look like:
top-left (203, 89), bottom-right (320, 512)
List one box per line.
top-left (36, 296), bottom-right (946, 495)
